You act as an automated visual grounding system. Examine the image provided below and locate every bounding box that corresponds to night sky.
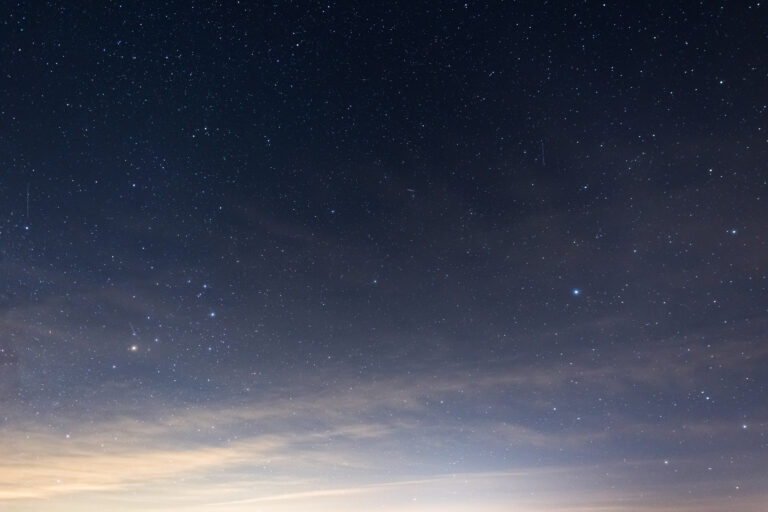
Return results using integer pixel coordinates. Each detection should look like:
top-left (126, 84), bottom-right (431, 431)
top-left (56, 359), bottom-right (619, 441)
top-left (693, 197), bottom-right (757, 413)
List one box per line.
top-left (1, 1), bottom-right (767, 511)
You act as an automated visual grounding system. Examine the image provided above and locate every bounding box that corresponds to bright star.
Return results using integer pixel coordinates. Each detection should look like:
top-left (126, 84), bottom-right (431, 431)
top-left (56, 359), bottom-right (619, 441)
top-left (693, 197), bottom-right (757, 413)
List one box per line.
top-left (572, 288), bottom-right (581, 296)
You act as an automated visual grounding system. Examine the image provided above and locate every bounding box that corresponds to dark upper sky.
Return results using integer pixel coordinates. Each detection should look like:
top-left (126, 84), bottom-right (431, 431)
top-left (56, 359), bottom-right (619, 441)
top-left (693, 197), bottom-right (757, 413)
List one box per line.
top-left (1, 2), bottom-right (767, 511)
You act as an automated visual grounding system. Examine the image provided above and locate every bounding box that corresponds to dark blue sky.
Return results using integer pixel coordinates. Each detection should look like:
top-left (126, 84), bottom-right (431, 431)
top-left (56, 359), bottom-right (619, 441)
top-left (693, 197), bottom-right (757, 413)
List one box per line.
top-left (1, 2), bottom-right (766, 510)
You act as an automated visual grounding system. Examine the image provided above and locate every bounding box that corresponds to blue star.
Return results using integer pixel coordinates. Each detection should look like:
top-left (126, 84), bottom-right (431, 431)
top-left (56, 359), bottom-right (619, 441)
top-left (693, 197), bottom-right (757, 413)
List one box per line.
top-left (572, 288), bottom-right (581, 296)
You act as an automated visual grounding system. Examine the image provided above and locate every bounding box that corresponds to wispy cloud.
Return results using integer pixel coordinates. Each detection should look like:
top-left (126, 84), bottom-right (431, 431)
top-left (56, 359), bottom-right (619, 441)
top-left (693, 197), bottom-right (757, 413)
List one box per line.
top-left (2, 370), bottom-right (767, 511)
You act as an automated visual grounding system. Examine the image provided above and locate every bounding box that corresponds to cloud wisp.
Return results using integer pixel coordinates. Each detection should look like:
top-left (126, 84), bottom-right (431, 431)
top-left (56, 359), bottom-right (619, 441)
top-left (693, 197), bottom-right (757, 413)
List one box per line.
top-left (2, 368), bottom-right (767, 511)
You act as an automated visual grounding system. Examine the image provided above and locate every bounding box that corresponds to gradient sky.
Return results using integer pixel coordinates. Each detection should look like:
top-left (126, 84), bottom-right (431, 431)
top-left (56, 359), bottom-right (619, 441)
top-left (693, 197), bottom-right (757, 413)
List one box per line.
top-left (1, 1), bottom-right (767, 511)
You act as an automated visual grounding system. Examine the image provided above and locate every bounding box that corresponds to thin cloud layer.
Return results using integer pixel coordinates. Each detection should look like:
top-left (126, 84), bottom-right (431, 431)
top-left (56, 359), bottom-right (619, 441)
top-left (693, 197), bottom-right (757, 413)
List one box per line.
top-left (3, 368), bottom-right (766, 510)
